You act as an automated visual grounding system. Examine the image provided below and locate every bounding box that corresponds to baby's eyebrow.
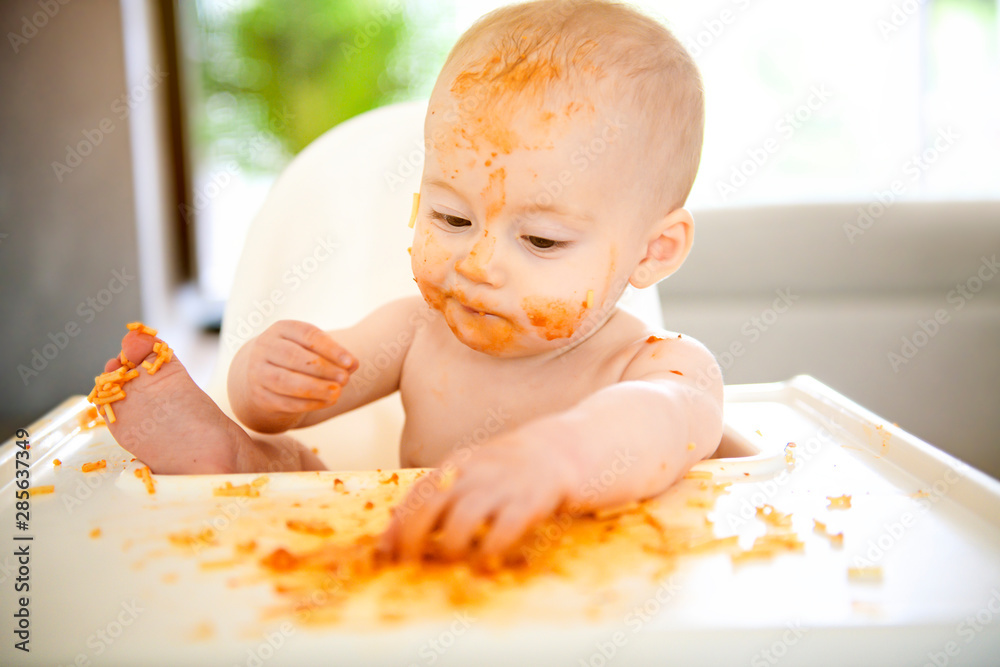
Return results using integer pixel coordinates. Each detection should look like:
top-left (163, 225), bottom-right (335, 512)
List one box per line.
top-left (423, 177), bottom-right (591, 225)
top-left (424, 177), bottom-right (457, 192)
top-left (523, 201), bottom-right (593, 226)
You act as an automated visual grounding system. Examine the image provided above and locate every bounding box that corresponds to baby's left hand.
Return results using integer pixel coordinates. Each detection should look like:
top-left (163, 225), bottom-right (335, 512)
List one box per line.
top-left (379, 431), bottom-right (579, 563)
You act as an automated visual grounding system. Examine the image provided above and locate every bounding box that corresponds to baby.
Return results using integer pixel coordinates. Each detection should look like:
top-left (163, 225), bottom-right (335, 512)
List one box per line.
top-left (102, 0), bottom-right (723, 561)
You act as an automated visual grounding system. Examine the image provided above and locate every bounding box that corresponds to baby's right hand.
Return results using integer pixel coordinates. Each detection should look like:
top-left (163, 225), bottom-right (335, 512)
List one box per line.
top-left (243, 321), bottom-right (358, 417)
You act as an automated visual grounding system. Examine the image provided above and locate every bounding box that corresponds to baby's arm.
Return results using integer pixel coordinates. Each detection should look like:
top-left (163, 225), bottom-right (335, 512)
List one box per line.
top-left (228, 297), bottom-right (426, 434)
top-left (381, 335), bottom-right (724, 561)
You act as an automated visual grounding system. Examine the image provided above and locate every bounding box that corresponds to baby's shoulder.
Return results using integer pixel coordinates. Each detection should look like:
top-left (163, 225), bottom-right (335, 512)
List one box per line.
top-left (603, 310), bottom-right (720, 388)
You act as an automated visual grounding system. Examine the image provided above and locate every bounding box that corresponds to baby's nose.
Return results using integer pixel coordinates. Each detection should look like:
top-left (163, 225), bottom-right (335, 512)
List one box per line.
top-left (455, 230), bottom-right (504, 286)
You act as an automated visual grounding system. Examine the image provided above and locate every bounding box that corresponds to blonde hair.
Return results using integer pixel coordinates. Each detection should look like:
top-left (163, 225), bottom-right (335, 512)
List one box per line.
top-left (439, 0), bottom-right (704, 215)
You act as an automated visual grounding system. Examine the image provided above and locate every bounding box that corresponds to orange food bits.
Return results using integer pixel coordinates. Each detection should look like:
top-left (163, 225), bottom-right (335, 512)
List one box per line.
top-left (827, 494), bottom-right (852, 510)
top-left (286, 519), bottom-right (334, 537)
top-left (89, 322), bottom-right (172, 419)
top-left (53, 459), bottom-right (61, 466)
top-left (813, 519), bottom-right (844, 547)
top-left (731, 533), bottom-right (805, 564)
top-left (28, 485), bottom-right (55, 496)
top-left (756, 504), bottom-right (792, 529)
top-left (134, 466), bottom-right (156, 494)
top-left (127, 321), bottom-right (158, 337)
top-left (82, 460), bottom-right (106, 473)
top-left (847, 566), bottom-right (882, 582)
top-left (261, 548), bottom-right (300, 572)
top-left (90, 528), bottom-right (101, 538)
top-left (408, 192), bottom-right (420, 228)
top-left (213, 482), bottom-right (260, 498)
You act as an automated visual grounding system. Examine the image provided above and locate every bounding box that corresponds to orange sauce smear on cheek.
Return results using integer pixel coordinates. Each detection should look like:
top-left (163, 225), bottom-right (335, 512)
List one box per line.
top-left (521, 297), bottom-right (587, 341)
top-left (412, 228), bottom-right (452, 311)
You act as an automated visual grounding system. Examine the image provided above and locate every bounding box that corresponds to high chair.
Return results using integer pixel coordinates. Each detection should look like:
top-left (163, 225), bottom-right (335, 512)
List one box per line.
top-left (4, 102), bottom-right (999, 667)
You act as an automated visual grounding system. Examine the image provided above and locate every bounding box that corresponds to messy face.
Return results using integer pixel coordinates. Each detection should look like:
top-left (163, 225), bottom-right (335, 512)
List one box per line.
top-left (411, 49), bottom-right (653, 358)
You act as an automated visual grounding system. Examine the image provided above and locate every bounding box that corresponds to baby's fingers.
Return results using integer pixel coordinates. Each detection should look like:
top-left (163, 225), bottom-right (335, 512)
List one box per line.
top-left (279, 322), bottom-right (357, 372)
top-left (437, 489), bottom-right (506, 560)
top-left (478, 496), bottom-right (554, 559)
top-left (385, 478), bottom-right (454, 561)
top-left (258, 336), bottom-right (350, 385)
top-left (266, 365), bottom-right (343, 401)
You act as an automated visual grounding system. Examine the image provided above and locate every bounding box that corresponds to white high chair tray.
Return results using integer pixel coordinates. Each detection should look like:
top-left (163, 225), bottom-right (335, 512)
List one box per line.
top-left (2, 375), bottom-right (999, 666)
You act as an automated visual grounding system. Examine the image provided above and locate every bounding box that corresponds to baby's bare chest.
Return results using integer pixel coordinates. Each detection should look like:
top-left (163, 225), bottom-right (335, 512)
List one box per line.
top-left (396, 325), bottom-right (628, 467)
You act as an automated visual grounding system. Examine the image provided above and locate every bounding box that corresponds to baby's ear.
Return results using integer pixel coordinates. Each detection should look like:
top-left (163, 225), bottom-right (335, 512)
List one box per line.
top-left (629, 208), bottom-right (694, 289)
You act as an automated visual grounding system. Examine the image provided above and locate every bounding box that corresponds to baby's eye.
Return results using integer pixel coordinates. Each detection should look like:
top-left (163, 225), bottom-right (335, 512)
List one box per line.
top-left (430, 211), bottom-right (471, 228)
top-left (524, 235), bottom-right (567, 250)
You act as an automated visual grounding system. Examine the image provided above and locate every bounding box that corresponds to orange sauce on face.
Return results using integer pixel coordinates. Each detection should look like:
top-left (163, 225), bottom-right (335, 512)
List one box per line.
top-left (482, 167), bottom-right (507, 221)
top-left (460, 312), bottom-right (516, 354)
top-left (443, 36), bottom-right (594, 157)
top-left (521, 297), bottom-right (586, 340)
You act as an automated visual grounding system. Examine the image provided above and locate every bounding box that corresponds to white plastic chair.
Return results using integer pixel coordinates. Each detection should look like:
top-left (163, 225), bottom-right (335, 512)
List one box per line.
top-left (206, 100), bottom-right (663, 470)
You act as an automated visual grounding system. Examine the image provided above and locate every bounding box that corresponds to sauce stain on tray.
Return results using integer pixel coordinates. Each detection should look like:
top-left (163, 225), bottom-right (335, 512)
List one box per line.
top-left (144, 469), bottom-right (784, 629)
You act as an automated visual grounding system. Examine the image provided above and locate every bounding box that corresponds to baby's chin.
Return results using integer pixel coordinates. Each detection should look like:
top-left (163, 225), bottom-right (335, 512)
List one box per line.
top-left (447, 319), bottom-right (578, 359)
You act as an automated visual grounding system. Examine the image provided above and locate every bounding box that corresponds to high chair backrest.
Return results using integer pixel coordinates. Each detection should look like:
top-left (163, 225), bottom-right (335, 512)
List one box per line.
top-left (206, 100), bottom-right (663, 469)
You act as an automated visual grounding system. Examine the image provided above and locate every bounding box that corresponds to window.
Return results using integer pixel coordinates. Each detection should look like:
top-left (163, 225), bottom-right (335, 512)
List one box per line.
top-left (174, 0), bottom-right (999, 310)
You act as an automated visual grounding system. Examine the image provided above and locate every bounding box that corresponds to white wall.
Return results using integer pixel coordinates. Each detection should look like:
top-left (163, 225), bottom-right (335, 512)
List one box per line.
top-left (0, 0), bottom-right (144, 432)
top-left (661, 201), bottom-right (1000, 479)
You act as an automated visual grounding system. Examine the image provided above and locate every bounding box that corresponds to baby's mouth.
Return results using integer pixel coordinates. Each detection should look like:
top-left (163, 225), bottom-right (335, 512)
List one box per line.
top-left (461, 303), bottom-right (488, 316)
top-left (453, 295), bottom-right (501, 319)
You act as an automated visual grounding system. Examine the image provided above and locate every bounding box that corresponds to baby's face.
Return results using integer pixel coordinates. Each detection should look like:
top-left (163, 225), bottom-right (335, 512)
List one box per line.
top-left (411, 75), bottom-right (650, 358)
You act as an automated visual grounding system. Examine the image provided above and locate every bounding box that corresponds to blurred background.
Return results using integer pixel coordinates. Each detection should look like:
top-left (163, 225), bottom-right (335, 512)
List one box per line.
top-left (1, 0), bottom-right (998, 475)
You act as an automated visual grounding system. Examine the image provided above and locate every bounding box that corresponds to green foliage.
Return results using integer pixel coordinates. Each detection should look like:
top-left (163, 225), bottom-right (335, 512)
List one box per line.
top-left (199, 0), bottom-right (412, 169)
